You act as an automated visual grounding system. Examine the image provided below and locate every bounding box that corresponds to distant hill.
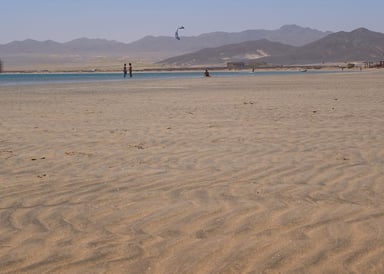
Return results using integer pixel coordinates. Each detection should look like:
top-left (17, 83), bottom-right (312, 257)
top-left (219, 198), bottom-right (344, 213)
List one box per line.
top-left (159, 28), bottom-right (384, 66)
top-left (158, 39), bottom-right (296, 66)
top-left (127, 24), bottom-right (331, 54)
top-left (0, 25), bottom-right (331, 70)
top-left (262, 28), bottom-right (384, 65)
top-left (0, 38), bottom-right (130, 56)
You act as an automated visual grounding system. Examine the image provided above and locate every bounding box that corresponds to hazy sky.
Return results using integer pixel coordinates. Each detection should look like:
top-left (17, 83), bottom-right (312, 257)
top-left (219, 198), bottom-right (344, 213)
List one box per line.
top-left (1, 0), bottom-right (383, 44)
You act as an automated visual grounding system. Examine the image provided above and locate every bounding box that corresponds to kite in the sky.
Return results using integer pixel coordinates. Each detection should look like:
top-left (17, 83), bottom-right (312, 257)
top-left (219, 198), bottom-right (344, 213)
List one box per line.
top-left (175, 26), bottom-right (185, 40)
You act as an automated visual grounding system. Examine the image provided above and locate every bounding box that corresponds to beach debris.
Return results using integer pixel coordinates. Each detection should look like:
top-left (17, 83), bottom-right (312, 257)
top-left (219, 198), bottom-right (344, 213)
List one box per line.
top-left (134, 144), bottom-right (144, 150)
top-left (175, 26), bottom-right (185, 40)
top-left (336, 153), bottom-right (350, 161)
top-left (243, 101), bottom-right (255, 105)
top-left (31, 156), bottom-right (46, 161)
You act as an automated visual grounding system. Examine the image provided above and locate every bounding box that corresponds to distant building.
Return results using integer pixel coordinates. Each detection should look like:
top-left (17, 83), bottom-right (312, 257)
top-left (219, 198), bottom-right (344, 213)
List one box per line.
top-left (364, 61), bottom-right (384, 68)
top-left (227, 62), bottom-right (245, 70)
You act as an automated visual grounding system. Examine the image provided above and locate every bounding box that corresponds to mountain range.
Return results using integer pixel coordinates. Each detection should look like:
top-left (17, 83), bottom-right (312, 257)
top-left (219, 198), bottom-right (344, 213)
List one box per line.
top-left (1, 25), bottom-right (383, 70)
top-left (159, 28), bottom-right (384, 66)
top-left (158, 39), bottom-right (296, 66)
top-left (0, 25), bottom-right (330, 70)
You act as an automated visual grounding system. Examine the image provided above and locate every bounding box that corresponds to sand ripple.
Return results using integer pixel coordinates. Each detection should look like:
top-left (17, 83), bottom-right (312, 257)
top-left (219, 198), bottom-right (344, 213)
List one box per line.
top-left (1, 72), bottom-right (384, 273)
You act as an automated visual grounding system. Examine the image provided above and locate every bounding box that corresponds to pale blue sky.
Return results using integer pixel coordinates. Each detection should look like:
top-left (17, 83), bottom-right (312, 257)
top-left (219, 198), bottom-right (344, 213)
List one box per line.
top-left (0, 0), bottom-right (383, 44)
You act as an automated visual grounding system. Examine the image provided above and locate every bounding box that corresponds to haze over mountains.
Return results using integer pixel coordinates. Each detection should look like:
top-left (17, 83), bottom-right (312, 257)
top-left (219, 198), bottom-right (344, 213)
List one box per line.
top-left (271, 28), bottom-right (384, 65)
top-left (127, 25), bottom-right (331, 53)
top-left (0, 25), bottom-right (330, 70)
top-left (159, 28), bottom-right (384, 66)
top-left (1, 25), bottom-right (383, 70)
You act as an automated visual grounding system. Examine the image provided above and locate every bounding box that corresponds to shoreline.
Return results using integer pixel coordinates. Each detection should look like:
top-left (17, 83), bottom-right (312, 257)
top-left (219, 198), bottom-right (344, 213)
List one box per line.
top-left (0, 69), bottom-right (363, 87)
top-left (1, 64), bottom-right (368, 74)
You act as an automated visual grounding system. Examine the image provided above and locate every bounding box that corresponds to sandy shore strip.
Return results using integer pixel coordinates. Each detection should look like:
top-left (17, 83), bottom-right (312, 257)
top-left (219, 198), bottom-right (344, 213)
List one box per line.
top-left (1, 71), bottom-right (384, 273)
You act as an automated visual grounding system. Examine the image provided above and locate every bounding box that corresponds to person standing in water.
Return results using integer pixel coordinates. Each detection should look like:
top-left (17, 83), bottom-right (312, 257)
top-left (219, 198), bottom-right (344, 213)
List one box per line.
top-left (123, 63), bottom-right (128, 78)
top-left (129, 63), bottom-right (133, 78)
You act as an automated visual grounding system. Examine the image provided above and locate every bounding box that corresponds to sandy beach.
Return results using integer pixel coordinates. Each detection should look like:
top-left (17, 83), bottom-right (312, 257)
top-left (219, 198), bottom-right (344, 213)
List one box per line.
top-left (1, 71), bottom-right (384, 273)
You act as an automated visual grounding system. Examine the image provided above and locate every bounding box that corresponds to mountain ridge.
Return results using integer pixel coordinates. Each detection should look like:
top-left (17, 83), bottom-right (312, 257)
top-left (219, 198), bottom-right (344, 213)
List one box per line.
top-left (262, 27), bottom-right (384, 65)
top-left (158, 39), bottom-right (296, 66)
top-left (0, 25), bottom-right (330, 59)
top-left (159, 28), bottom-right (384, 66)
top-left (4, 25), bottom-right (382, 70)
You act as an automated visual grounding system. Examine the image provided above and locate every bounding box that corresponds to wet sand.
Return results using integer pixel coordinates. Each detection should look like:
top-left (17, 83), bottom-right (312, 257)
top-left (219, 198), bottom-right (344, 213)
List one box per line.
top-left (1, 71), bottom-right (384, 273)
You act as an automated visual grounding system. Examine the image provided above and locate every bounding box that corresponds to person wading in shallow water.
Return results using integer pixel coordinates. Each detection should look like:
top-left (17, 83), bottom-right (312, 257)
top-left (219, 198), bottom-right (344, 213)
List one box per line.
top-left (129, 63), bottom-right (133, 78)
top-left (123, 63), bottom-right (127, 78)
top-left (204, 69), bottom-right (210, 77)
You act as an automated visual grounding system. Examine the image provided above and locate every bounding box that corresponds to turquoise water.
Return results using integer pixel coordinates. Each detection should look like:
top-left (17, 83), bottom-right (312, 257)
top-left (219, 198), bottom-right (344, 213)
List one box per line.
top-left (0, 70), bottom-right (344, 86)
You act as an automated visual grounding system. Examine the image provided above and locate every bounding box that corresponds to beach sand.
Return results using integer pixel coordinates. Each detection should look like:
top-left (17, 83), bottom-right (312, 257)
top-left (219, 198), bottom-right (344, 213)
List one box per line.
top-left (1, 71), bottom-right (384, 273)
